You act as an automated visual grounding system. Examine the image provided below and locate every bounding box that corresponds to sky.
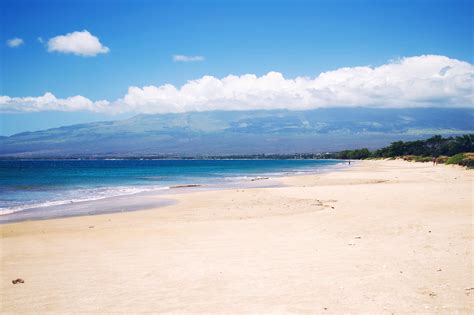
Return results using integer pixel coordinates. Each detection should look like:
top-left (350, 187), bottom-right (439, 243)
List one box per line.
top-left (0, 0), bottom-right (473, 135)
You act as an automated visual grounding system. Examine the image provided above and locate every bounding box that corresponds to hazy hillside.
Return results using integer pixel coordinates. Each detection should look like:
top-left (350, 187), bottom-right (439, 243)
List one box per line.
top-left (1, 108), bottom-right (473, 157)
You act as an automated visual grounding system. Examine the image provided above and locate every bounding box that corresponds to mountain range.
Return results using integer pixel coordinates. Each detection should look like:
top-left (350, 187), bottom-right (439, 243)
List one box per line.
top-left (1, 108), bottom-right (473, 157)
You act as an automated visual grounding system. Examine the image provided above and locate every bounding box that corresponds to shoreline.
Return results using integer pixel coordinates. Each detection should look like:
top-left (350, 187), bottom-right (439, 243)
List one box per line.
top-left (0, 159), bottom-right (348, 224)
top-left (1, 160), bottom-right (472, 313)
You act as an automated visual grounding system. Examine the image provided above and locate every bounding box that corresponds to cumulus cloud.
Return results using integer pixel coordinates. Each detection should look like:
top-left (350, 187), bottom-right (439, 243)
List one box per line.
top-left (1, 55), bottom-right (472, 113)
top-left (0, 93), bottom-right (109, 112)
top-left (47, 30), bottom-right (109, 56)
top-left (117, 55), bottom-right (474, 113)
top-left (173, 55), bottom-right (205, 62)
top-left (6, 38), bottom-right (24, 48)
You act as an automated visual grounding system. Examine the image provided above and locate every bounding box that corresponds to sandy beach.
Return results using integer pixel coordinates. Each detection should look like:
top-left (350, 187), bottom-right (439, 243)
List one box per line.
top-left (1, 160), bottom-right (472, 313)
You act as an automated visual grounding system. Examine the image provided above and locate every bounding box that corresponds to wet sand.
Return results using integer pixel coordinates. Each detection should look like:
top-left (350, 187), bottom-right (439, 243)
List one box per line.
top-left (1, 160), bottom-right (472, 313)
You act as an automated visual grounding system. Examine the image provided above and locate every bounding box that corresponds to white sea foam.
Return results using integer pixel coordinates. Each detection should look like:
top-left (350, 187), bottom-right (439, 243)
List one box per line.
top-left (0, 185), bottom-right (170, 216)
top-left (0, 160), bottom-right (347, 218)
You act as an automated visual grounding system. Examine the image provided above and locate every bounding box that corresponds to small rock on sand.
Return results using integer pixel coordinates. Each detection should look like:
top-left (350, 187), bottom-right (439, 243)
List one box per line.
top-left (250, 177), bottom-right (269, 181)
top-left (171, 184), bottom-right (201, 189)
top-left (12, 278), bottom-right (24, 284)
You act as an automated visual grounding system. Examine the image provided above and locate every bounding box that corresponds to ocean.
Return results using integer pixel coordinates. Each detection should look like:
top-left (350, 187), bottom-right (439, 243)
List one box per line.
top-left (0, 159), bottom-right (344, 222)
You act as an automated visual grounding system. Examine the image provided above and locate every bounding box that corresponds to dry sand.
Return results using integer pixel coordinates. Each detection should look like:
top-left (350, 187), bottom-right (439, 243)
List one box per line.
top-left (1, 160), bottom-right (473, 313)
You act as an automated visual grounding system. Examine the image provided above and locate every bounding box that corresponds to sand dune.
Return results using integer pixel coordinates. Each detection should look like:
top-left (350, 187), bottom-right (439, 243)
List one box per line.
top-left (1, 160), bottom-right (473, 313)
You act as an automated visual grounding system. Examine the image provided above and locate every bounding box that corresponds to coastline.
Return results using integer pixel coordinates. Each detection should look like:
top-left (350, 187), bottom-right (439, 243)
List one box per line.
top-left (0, 159), bottom-right (346, 224)
top-left (1, 160), bottom-right (472, 313)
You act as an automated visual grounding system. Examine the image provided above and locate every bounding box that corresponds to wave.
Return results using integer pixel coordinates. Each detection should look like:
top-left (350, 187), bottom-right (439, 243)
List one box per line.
top-left (0, 160), bottom-right (348, 218)
top-left (0, 185), bottom-right (170, 216)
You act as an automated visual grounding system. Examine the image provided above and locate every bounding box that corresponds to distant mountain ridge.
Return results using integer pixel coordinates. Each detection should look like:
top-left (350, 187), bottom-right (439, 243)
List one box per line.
top-left (1, 108), bottom-right (473, 157)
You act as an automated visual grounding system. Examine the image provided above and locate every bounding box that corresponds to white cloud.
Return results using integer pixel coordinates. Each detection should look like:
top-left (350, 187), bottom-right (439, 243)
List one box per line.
top-left (117, 55), bottom-right (474, 113)
top-left (1, 55), bottom-right (473, 113)
top-left (173, 55), bottom-right (205, 62)
top-left (6, 38), bottom-right (24, 48)
top-left (0, 93), bottom-right (109, 112)
top-left (47, 30), bottom-right (109, 57)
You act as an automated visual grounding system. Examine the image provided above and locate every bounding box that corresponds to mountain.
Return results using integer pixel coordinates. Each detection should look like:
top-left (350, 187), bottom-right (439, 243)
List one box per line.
top-left (1, 108), bottom-right (473, 157)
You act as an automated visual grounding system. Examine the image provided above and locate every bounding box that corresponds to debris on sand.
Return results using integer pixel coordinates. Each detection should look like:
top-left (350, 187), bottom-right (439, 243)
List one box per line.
top-left (251, 177), bottom-right (269, 182)
top-left (171, 184), bottom-right (201, 189)
top-left (12, 278), bottom-right (24, 284)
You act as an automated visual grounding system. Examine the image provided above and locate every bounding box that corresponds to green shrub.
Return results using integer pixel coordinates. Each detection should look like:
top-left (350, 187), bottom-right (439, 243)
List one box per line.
top-left (329, 135), bottom-right (473, 162)
top-left (403, 155), bottom-right (432, 162)
top-left (436, 156), bottom-right (449, 164)
top-left (403, 155), bottom-right (416, 161)
top-left (445, 152), bottom-right (474, 168)
top-left (337, 148), bottom-right (371, 159)
top-left (373, 134), bottom-right (473, 158)
top-left (446, 153), bottom-right (465, 165)
top-left (459, 153), bottom-right (474, 168)
top-left (414, 156), bottom-right (432, 162)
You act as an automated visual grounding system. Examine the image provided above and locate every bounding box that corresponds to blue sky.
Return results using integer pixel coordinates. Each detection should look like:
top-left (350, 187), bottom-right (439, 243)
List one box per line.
top-left (1, 0), bottom-right (473, 135)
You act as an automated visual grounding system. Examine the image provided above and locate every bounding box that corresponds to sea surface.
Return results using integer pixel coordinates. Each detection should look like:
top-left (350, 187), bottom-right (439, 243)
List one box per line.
top-left (0, 159), bottom-right (344, 222)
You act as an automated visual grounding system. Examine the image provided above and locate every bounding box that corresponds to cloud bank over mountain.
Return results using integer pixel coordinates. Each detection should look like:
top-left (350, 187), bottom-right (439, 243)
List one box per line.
top-left (1, 55), bottom-right (473, 113)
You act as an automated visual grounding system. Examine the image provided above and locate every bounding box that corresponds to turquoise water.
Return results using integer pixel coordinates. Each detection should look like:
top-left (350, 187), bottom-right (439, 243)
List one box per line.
top-left (0, 159), bottom-right (343, 219)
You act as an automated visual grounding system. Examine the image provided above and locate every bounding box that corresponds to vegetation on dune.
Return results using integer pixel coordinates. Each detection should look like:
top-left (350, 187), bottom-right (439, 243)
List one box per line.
top-left (403, 156), bottom-right (433, 163)
top-left (434, 156), bottom-right (449, 164)
top-left (332, 134), bottom-right (474, 168)
top-left (446, 153), bottom-right (466, 165)
top-left (372, 134), bottom-right (473, 158)
top-left (445, 153), bottom-right (474, 168)
top-left (336, 148), bottom-right (371, 160)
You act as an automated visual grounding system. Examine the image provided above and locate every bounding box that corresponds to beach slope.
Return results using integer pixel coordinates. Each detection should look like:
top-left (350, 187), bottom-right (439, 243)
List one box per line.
top-left (1, 160), bottom-right (473, 313)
